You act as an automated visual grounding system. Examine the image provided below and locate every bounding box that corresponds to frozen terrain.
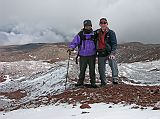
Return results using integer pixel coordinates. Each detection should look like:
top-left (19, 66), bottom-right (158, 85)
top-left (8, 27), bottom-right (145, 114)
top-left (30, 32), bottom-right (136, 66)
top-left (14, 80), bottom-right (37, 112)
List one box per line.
top-left (0, 59), bottom-right (160, 119)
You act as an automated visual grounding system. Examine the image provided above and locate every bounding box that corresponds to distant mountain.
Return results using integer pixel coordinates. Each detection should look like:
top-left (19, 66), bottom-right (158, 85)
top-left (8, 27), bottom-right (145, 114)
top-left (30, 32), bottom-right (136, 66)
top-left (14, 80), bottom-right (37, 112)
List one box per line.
top-left (0, 42), bottom-right (160, 63)
top-left (117, 42), bottom-right (160, 63)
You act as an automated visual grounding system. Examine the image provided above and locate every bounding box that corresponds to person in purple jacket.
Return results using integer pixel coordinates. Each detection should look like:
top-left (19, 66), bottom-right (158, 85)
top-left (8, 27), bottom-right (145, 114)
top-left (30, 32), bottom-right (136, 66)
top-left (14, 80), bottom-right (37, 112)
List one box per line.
top-left (67, 20), bottom-right (98, 88)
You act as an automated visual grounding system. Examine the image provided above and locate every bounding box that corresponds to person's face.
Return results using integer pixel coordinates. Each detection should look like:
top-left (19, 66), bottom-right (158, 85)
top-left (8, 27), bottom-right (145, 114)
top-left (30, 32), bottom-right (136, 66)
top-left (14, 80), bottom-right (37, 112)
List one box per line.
top-left (99, 20), bottom-right (108, 29)
top-left (84, 25), bottom-right (92, 30)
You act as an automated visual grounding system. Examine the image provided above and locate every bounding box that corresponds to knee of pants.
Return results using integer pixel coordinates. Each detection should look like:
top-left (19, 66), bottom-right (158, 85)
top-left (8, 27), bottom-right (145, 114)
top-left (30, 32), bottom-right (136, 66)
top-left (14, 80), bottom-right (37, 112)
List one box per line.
top-left (109, 59), bottom-right (117, 66)
top-left (98, 65), bottom-right (106, 70)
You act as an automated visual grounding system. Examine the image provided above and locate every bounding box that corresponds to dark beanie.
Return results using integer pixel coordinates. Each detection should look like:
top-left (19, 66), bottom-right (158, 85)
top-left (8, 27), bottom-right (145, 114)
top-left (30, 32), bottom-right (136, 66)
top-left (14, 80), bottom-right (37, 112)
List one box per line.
top-left (83, 20), bottom-right (92, 27)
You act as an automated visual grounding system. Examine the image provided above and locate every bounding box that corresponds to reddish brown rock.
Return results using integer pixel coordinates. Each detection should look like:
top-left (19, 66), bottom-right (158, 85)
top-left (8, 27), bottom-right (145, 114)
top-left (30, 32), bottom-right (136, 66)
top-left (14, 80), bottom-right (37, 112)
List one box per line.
top-left (0, 108), bottom-right (4, 111)
top-left (0, 90), bottom-right (27, 100)
top-left (0, 75), bottom-right (7, 83)
top-left (80, 104), bottom-right (91, 109)
top-left (49, 84), bottom-right (160, 108)
top-left (153, 101), bottom-right (160, 110)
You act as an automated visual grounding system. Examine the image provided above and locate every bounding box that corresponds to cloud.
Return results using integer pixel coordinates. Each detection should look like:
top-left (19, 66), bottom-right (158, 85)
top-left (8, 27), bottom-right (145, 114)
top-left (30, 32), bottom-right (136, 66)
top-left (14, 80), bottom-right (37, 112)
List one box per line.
top-left (0, 32), bottom-right (9, 45)
top-left (0, 0), bottom-right (160, 45)
top-left (104, 0), bottom-right (160, 43)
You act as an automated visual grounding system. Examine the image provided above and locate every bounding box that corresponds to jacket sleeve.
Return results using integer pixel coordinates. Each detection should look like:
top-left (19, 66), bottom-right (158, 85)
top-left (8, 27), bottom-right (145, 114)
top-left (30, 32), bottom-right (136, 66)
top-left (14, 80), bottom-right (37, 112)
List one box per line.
top-left (69, 34), bottom-right (80, 49)
top-left (110, 30), bottom-right (117, 54)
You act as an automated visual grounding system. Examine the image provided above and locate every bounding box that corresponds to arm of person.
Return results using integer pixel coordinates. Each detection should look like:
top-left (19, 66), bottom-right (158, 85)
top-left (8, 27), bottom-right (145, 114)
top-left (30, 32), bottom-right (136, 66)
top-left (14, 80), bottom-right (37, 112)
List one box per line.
top-left (109, 30), bottom-right (117, 59)
top-left (67, 34), bottom-right (80, 54)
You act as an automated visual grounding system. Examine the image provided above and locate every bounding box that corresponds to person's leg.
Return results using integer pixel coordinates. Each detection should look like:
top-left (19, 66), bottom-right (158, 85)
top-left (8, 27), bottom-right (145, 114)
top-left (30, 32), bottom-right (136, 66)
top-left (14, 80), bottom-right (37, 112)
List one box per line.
top-left (77, 56), bottom-right (88, 86)
top-left (88, 55), bottom-right (96, 86)
top-left (108, 59), bottom-right (119, 84)
top-left (98, 57), bottom-right (107, 86)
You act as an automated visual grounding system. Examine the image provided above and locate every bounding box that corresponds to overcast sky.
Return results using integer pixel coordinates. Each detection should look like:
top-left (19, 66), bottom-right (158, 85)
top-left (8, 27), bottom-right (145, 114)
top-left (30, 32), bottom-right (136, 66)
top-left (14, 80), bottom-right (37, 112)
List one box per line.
top-left (0, 0), bottom-right (160, 45)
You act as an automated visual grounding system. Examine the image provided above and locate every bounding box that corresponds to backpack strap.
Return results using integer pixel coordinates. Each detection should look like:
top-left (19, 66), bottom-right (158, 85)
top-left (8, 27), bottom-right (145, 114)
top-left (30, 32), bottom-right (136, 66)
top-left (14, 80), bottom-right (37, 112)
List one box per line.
top-left (75, 30), bottom-right (83, 64)
top-left (78, 30), bottom-right (85, 49)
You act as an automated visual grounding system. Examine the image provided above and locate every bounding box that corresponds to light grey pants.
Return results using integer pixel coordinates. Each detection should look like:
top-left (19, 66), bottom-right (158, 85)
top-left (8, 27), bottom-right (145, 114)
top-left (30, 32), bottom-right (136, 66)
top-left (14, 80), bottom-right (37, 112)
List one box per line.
top-left (98, 57), bottom-right (118, 84)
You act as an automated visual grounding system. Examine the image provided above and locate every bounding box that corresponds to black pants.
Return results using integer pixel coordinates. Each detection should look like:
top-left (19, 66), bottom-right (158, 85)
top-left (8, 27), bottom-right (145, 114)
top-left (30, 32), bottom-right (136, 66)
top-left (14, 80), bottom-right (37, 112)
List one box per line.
top-left (77, 55), bottom-right (96, 85)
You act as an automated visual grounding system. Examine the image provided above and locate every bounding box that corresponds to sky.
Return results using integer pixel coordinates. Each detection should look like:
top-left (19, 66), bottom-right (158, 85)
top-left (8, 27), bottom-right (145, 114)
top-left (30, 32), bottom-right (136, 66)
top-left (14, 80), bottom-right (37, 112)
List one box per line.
top-left (0, 0), bottom-right (160, 45)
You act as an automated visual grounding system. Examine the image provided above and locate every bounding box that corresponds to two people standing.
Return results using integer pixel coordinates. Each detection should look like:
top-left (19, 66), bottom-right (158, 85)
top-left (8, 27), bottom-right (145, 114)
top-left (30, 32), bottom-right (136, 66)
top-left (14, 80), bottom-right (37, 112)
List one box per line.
top-left (68, 18), bottom-right (119, 87)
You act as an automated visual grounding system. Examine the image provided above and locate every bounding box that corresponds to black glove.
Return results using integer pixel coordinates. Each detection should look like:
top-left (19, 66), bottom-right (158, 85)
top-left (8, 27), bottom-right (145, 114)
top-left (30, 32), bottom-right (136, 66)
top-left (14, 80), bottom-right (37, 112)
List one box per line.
top-left (67, 48), bottom-right (74, 55)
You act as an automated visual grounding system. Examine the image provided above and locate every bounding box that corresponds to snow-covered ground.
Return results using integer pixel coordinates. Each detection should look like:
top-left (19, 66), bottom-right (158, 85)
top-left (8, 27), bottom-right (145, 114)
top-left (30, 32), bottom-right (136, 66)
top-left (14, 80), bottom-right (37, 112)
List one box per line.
top-left (1, 60), bottom-right (160, 86)
top-left (105, 60), bottom-right (160, 85)
top-left (0, 60), bottom-right (160, 116)
top-left (0, 60), bottom-right (75, 111)
top-left (0, 60), bottom-right (160, 103)
top-left (0, 103), bottom-right (160, 119)
top-left (0, 61), bottom-right (54, 79)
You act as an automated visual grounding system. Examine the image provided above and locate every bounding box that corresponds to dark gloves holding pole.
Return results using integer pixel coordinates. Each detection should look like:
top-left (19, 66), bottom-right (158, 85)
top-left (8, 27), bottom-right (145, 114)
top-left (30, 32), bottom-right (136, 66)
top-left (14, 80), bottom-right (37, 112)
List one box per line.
top-left (67, 48), bottom-right (74, 55)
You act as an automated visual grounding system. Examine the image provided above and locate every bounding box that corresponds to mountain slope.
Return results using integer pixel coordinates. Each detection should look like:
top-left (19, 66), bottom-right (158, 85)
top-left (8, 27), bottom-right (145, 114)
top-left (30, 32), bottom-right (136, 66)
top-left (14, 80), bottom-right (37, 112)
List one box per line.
top-left (0, 42), bottom-right (160, 63)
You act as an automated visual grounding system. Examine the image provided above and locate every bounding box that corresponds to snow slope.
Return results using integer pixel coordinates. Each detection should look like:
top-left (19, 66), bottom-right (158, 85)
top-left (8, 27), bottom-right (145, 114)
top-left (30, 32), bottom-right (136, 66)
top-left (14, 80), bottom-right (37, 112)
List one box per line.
top-left (0, 103), bottom-right (160, 119)
top-left (0, 60), bottom-right (75, 111)
top-left (106, 60), bottom-right (160, 85)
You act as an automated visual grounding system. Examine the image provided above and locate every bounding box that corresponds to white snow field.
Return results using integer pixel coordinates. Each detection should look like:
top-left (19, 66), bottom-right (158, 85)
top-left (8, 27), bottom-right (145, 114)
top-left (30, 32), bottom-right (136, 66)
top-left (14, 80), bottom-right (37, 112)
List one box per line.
top-left (0, 103), bottom-right (160, 119)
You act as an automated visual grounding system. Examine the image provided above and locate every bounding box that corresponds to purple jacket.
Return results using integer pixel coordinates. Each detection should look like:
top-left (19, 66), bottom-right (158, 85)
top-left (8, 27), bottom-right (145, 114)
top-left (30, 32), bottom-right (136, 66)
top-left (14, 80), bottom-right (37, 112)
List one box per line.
top-left (69, 32), bottom-right (96, 56)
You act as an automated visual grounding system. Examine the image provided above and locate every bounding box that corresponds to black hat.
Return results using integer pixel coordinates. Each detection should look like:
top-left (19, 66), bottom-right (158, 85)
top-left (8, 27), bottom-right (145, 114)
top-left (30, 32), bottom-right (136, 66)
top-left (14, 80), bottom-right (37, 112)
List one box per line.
top-left (83, 20), bottom-right (92, 27)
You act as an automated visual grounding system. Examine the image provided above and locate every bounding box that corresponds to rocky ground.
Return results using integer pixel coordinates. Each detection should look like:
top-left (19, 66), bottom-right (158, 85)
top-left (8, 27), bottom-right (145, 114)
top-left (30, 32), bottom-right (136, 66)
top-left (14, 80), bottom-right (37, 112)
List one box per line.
top-left (0, 43), bottom-right (69, 63)
top-left (50, 83), bottom-right (160, 109)
top-left (117, 42), bottom-right (160, 63)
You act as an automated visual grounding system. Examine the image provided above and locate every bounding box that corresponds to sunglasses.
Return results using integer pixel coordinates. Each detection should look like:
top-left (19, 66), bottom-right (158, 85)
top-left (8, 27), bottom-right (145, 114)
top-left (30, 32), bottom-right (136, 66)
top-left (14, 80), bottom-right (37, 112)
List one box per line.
top-left (100, 22), bottom-right (107, 24)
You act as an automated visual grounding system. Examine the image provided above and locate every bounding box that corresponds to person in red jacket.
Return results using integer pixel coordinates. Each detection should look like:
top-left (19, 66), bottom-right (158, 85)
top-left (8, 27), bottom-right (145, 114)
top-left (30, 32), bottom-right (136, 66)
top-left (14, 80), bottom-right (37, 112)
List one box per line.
top-left (94, 18), bottom-right (119, 86)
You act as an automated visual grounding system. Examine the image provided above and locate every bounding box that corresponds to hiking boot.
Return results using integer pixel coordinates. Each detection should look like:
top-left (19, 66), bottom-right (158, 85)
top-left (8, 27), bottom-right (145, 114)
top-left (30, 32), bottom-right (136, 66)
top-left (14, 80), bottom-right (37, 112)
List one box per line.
top-left (100, 83), bottom-right (107, 87)
top-left (113, 81), bottom-right (118, 85)
top-left (113, 77), bottom-right (119, 85)
top-left (91, 84), bottom-right (99, 88)
top-left (75, 83), bottom-right (84, 87)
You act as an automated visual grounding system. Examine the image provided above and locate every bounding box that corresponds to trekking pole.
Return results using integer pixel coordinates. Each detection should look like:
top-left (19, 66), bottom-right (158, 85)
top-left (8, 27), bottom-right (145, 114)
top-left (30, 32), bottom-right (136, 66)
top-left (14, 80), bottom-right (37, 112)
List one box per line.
top-left (65, 51), bottom-right (71, 90)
